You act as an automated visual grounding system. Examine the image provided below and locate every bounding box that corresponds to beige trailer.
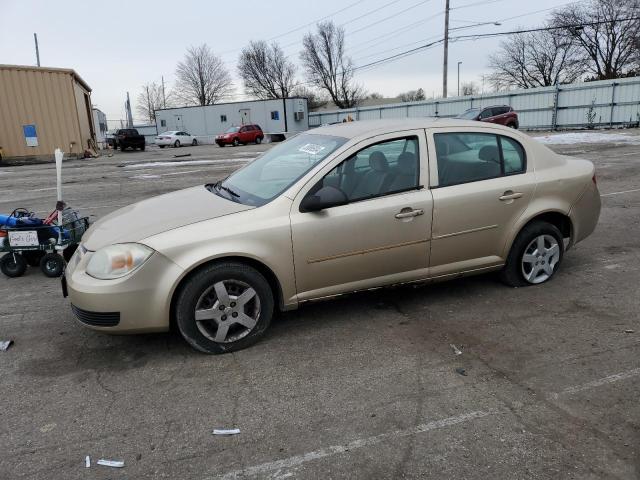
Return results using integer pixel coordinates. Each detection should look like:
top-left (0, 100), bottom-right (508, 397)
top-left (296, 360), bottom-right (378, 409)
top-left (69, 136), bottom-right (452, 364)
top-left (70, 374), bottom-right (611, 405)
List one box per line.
top-left (0, 64), bottom-right (95, 161)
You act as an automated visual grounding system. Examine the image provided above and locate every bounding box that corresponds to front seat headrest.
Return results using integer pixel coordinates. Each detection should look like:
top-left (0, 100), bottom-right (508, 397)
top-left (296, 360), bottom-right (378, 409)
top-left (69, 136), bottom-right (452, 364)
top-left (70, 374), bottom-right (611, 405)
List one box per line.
top-left (397, 152), bottom-right (417, 175)
top-left (478, 145), bottom-right (500, 163)
top-left (369, 151), bottom-right (389, 172)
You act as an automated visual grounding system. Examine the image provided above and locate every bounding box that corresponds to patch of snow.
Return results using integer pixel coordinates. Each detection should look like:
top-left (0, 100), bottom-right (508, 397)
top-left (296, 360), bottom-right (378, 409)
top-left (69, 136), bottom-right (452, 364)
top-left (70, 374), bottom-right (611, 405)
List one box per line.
top-left (124, 158), bottom-right (255, 169)
top-left (536, 132), bottom-right (640, 145)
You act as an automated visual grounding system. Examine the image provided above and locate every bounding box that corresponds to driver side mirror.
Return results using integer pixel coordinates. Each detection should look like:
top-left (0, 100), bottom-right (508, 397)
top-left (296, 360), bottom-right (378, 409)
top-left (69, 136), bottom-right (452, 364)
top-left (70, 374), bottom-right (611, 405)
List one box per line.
top-left (300, 185), bottom-right (348, 213)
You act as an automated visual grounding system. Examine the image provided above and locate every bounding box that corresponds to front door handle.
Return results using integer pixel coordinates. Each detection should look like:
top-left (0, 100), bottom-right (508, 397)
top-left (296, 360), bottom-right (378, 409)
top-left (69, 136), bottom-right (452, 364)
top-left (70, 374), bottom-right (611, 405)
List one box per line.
top-left (499, 191), bottom-right (523, 201)
top-left (395, 208), bottom-right (424, 219)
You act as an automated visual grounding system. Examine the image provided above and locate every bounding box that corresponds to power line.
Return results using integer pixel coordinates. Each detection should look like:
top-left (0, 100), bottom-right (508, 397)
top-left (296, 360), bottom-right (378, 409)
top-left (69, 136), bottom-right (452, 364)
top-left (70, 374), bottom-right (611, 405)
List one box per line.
top-left (347, 0), bottom-right (434, 36)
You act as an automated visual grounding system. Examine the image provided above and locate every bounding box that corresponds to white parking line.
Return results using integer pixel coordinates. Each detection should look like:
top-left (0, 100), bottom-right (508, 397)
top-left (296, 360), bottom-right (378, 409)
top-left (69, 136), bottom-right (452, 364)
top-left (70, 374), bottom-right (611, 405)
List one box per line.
top-left (621, 151), bottom-right (640, 156)
top-left (601, 188), bottom-right (640, 197)
top-left (216, 410), bottom-right (496, 479)
top-left (549, 367), bottom-right (640, 399)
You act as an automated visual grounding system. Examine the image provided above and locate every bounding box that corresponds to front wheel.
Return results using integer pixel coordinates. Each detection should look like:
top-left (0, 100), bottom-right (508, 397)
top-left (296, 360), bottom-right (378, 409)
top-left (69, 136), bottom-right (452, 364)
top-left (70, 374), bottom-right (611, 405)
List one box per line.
top-left (192, 139), bottom-right (198, 146)
top-left (159, 145), bottom-right (165, 149)
top-left (141, 145), bottom-right (145, 151)
top-left (1, 253), bottom-right (27, 278)
top-left (40, 253), bottom-right (65, 278)
top-left (255, 136), bottom-right (262, 145)
top-left (500, 221), bottom-right (564, 287)
top-left (175, 262), bottom-right (274, 354)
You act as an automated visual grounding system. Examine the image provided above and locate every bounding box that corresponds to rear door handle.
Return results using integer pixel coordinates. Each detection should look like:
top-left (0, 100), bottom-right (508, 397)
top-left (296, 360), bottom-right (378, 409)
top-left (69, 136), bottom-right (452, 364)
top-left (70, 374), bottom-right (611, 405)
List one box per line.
top-left (499, 191), bottom-right (523, 201)
top-left (395, 208), bottom-right (424, 219)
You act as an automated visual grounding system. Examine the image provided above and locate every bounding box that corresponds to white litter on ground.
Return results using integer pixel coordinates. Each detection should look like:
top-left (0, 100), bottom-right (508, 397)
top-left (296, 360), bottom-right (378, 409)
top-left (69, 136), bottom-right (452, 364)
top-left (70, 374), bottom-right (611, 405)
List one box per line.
top-left (85, 456), bottom-right (90, 468)
top-left (232, 151), bottom-right (264, 156)
top-left (0, 340), bottom-right (13, 351)
top-left (96, 459), bottom-right (124, 468)
top-left (124, 158), bottom-right (255, 169)
top-left (213, 428), bottom-right (240, 435)
top-left (536, 132), bottom-right (640, 145)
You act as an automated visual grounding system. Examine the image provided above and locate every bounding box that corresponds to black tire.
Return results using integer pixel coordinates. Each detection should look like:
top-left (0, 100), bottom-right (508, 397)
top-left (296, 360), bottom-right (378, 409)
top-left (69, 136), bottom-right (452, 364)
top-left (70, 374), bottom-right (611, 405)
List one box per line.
top-left (23, 251), bottom-right (44, 267)
top-left (255, 136), bottom-right (262, 145)
top-left (192, 139), bottom-right (198, 146)
top-left (1, 253), bottom-right (27, 278)
top-left (174, 140), bottom-right (181, 148)
top-left (40, 253), bottom-right (65, 278)
top-left (159, 145), bottom-right (165, 149)
top-left (141, 145), bottom-right (146, 151)
top-left (120, 145), bottom-right (126, 151)
top-left (175, 262), bottom-right (274, 354)
top-left (500, 221), bottom-right (564, 287)
top-left (232, 138), bottom-right (239, 147)
top-left (218, 143), bottom-right (225, 147)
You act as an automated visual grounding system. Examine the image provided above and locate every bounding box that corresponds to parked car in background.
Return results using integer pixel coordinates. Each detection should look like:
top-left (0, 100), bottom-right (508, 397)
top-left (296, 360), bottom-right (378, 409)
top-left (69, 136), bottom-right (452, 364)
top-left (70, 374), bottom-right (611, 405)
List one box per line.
top-left (457, 106), bottom-right (519, 129)
top-left (65, 118), bottom-right (600, 354)
top-left (116, 129), bottom-right (145, 151)
top-left (155, 131), bottom-right (197, 148)
top-left (216, 124), bottom-right (264, 147)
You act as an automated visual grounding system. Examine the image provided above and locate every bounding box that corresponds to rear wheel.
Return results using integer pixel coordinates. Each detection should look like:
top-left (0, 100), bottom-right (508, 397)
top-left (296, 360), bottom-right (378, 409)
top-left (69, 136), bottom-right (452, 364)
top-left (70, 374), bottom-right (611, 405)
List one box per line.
top-left (120, 145), bottom-right (126, 151)
top-left (141, 144), bottom-right (146, 151)
top-left (500, 221), bottom-right (563, 287)
top-left (40, 253), bottom-right (65, 278)
top-left (255, 136), bottom-right (262, 144)
top-left (192, 139), bottom-right (198, 146)
top-left (175, 262), bottom-right (274, 354)
top-left (159, 145), bottom-right (165, 149)
top-left (1, 253), bottom-right (27, 277)
top-left (174, 140), bottom-right (181, 148)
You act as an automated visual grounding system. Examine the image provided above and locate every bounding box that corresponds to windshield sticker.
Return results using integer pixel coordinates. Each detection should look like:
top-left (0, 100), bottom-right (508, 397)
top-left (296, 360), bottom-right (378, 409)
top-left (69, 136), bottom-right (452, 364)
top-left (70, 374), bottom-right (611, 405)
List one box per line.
top-left (298, 143), bottom-right (326, 155)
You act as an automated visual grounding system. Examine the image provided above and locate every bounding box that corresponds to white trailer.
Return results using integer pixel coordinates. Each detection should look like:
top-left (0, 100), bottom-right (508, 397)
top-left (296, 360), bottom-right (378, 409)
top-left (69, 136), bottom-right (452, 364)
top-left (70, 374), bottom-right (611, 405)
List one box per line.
top-left (154, 97), bottom-right (308, 143)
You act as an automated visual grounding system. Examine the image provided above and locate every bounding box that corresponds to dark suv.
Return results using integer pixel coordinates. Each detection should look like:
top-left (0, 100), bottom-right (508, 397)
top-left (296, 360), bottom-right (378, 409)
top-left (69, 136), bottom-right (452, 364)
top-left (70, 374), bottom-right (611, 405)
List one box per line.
top-left (456, 105), bottom-right (519, 129)
top-left (216, 124), bottom-right (264, 147)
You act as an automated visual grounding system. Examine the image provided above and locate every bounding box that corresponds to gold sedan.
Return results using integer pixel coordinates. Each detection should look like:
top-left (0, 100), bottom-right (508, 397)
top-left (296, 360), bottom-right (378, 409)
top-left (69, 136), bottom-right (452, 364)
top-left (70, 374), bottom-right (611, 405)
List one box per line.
top-left (64, 119), bottom-right (601, 353)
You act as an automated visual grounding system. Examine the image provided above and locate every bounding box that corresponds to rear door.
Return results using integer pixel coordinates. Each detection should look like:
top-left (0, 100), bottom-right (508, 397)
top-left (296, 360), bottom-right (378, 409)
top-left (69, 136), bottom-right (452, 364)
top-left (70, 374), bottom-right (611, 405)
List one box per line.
top-left (289, 131), bottom-right (433, 301)
top-left (427, 128), bottom-right (535, 278)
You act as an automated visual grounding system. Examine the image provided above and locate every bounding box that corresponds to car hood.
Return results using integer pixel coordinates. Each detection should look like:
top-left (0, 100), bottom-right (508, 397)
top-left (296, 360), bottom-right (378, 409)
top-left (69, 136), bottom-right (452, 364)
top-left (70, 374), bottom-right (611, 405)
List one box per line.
top-left (81, 185), bottom-right (253, 251)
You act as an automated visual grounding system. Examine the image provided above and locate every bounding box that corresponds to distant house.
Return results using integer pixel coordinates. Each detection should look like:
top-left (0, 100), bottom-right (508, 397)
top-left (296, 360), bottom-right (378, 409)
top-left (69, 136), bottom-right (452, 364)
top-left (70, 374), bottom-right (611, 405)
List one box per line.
top-left (0, 64), bottom-right (95, 161)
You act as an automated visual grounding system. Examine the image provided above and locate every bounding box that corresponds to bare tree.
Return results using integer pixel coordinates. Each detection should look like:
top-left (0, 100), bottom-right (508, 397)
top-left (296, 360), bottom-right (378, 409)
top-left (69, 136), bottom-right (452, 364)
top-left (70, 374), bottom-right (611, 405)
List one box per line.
top-left (367, 92), bottom-right (384, 99)
top-left (291, 85), bottom-right (328, 110)
top-left (136, 82), bottom-right (171, 123)
top-left (300, 21), bottom-right (364, 109)
top-left (175, 44), bottom-right (234, 106)
top-left (397, 88), bottom-right (426, 102)
top-left (461, 82), bottom-right (479, 96)
top-left (238, 41), bottom-right (296, 99)
top-left (488, 28), bottom-right (585, 89)
top-left (552, 0), bottom-right (640, 80)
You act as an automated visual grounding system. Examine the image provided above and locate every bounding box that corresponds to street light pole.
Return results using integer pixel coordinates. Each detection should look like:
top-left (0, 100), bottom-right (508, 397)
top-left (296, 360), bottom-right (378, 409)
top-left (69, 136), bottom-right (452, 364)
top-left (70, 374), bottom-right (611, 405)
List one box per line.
top-left (442, 0), bottom-right (450, 98)
top-left (457, 61), bottom-right (462, 96)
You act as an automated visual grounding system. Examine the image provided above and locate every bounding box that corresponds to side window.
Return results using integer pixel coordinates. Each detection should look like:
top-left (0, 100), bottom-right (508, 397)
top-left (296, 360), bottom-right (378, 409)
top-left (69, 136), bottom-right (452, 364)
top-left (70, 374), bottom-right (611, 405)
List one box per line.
top-left (160, 119), bottom-right (166, 127)
top-left (220, 115), bottom-right (227, 122)
top-left (271, 111), bottom-right (279, 120)
top-left (480, 109), bottom-right (493, 119)
top-left (434, 133), bottom-right (501, 186)
top-left (319, 137), bottom-right (420, 203)
top-left (434, 133), bottom-right (526, 187)
top-left (500, 136), bottom-right (525, 174)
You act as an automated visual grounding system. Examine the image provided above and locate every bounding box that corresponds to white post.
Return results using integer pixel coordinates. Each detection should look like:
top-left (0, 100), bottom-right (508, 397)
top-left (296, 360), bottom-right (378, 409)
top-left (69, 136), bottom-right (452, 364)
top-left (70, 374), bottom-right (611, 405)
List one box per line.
top-left (54, 148), bottom-right (64, 244)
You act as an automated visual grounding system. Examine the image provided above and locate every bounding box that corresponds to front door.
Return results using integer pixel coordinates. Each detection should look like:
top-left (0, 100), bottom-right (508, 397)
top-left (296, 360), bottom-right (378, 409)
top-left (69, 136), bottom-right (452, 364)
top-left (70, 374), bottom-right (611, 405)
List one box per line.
top-left (239, 109), bottom-right (251, 124)
top-left (427, 128), bottom-right (535, 277)
top-left (174, 115), bottom-right (183, 130)
top-left (290, 131), bottom-right (433, 301)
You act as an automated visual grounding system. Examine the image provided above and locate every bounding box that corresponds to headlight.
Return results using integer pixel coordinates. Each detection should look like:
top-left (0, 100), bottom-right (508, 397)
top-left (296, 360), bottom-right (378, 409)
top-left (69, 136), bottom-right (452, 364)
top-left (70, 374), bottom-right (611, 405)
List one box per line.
top-left (86, 243), bottom-right (153, 280)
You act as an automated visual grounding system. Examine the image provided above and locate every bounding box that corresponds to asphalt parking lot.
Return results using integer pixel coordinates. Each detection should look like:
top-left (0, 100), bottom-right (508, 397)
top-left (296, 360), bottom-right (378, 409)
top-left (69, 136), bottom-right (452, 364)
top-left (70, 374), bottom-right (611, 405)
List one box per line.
top-left (1, 133), bottom-right (639, 479)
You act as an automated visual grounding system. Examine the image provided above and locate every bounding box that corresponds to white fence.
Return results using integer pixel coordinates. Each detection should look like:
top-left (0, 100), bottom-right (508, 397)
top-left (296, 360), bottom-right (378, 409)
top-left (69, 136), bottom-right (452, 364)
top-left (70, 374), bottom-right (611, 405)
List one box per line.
top-left (309, 76), bottom-right (640, 130)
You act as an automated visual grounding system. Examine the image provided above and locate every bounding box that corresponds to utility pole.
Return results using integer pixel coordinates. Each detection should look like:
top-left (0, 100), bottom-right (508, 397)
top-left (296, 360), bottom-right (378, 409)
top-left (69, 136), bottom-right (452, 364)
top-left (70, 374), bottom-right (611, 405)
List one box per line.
top-left (146, 85), bottom-right (152, 124)
top-left (126, 92), bottom-right (133, 128)
top-left (161, 76), bottom-right (166, 108)
top-left (442, 0), bottom-right (450, 98)
top-left (457, 61), bottom-right (462, 96)
top-left (34, 33), bottom-right (40, 67)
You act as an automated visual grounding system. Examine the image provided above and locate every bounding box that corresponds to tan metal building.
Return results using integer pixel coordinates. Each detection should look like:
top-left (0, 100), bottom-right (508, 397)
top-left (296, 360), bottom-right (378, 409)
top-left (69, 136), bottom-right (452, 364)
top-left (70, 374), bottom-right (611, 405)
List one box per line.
top-left (0, 64), bottom-right (95, 161)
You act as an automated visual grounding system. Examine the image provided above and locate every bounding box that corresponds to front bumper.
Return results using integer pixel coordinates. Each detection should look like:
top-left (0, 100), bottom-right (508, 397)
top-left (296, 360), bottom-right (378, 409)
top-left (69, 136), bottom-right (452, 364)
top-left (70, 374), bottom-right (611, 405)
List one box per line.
top-left (65, 247), bottom-right (185, 333)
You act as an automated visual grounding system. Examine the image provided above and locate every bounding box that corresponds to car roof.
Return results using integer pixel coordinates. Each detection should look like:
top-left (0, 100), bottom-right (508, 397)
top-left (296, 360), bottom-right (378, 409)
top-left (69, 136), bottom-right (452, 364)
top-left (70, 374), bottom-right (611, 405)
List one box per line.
top-left (308, 118), bottom-right (514, 140)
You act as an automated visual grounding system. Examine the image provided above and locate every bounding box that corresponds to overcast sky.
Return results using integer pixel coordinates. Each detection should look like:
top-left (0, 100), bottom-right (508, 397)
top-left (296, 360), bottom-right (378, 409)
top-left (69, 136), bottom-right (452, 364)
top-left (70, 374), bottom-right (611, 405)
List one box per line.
top-left (1, 0), bottom-right (569, 127)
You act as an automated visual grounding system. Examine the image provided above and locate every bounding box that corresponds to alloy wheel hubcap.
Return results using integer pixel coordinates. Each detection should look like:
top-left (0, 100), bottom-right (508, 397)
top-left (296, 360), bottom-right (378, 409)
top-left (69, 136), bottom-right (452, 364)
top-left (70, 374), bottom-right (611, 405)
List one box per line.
top-left (194, 280), bottom-right (260, 343)
top-left (521, 234), bottom-right (560, 284)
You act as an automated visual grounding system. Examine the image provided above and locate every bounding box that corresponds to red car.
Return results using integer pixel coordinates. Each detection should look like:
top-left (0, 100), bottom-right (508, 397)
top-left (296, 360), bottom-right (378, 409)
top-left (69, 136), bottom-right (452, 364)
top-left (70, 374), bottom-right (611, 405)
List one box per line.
top-left (456, 105), bottom-right (519, 129)
top-left (215, 124), bottom-right (264, 147)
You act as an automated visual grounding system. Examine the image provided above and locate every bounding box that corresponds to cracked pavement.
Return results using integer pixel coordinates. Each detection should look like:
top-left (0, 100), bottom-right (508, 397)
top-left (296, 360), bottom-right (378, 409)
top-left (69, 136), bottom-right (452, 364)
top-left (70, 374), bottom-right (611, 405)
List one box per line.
top-left (0, 136), bottom-right (639, 479)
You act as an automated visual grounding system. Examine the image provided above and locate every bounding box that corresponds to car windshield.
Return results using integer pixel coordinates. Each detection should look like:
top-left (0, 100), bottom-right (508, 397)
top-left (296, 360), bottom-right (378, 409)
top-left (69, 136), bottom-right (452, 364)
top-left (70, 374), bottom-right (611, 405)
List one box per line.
top-left (457, 109), bottom-right (480, 119)
top-left (226, 127), bottom-right (240, 133)
top-left (210, 133), bottom-right (347, 206)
